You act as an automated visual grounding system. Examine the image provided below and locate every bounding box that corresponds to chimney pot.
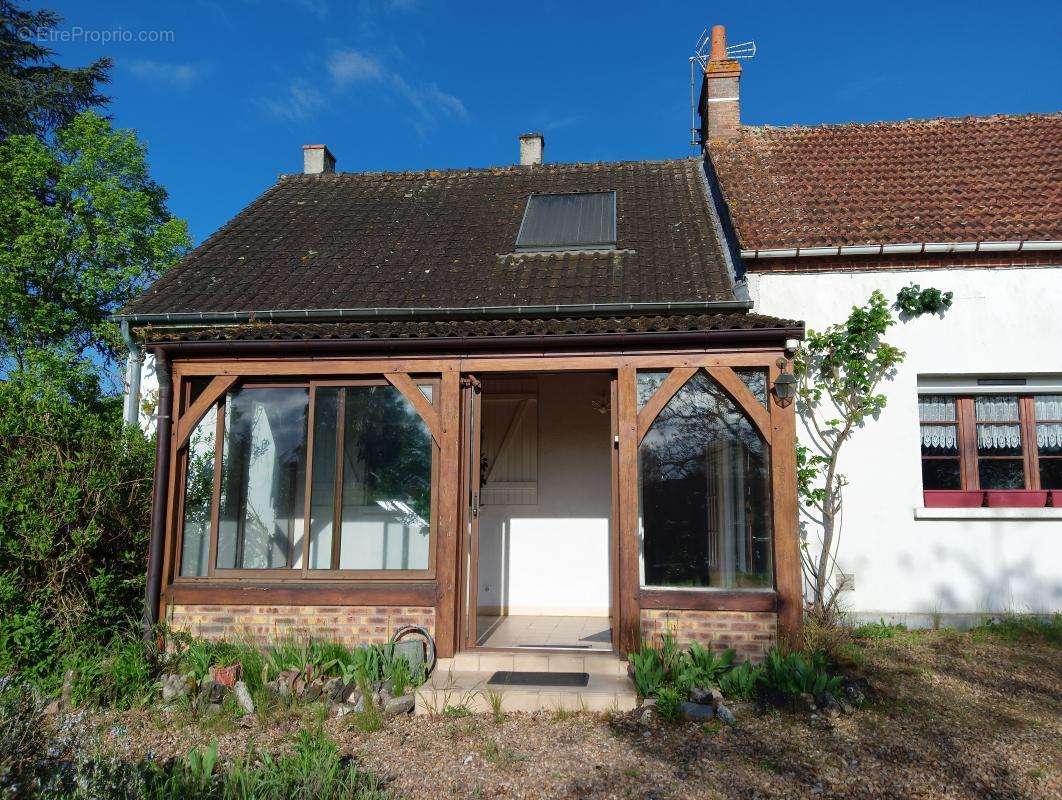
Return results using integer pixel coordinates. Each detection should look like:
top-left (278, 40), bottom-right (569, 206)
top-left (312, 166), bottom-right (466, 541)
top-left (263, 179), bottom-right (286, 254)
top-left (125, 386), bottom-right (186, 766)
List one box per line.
top-left (709, 24), bottom-right (727, 60)
top-left (519, 132), bottom-right (544, 166)
top-left (302, 144), bottom-right (336, 175)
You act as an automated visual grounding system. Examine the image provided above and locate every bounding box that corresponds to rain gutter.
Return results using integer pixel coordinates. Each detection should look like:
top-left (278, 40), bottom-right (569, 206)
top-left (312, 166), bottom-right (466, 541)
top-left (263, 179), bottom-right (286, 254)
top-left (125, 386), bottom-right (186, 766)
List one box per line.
top-left (740, 240), bottom-right (1062, 259)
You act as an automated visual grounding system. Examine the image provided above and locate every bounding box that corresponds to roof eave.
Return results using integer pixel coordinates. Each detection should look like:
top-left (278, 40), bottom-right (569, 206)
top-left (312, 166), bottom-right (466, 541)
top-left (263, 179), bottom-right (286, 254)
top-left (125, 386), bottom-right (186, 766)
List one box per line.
top-left (740, 240), bottom-right (1062, 259)
top-left (111, 299), bottom-right (753, 326)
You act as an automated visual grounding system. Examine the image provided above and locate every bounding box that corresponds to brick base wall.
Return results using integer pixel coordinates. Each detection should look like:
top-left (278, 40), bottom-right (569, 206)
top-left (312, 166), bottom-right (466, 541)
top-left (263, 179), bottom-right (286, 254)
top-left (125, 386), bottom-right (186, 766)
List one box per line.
top-left (167, 604), bottom-right (435, 646)
top-left (640, 609), bottom-right (776, 660)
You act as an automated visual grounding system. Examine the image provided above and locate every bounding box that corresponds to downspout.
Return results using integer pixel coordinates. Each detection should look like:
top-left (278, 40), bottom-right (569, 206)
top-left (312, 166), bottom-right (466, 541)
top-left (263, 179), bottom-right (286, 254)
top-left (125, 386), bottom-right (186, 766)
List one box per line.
top-left (143, 349), bottom-right (172, 647)
top-left (120, 320), bottom-right (142, 427)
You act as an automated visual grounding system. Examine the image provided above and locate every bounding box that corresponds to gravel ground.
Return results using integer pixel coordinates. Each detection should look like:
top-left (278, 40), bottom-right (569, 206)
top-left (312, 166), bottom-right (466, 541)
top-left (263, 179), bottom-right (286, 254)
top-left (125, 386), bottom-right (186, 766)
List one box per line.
top-left (90, 630), bottom-right (1061, 799)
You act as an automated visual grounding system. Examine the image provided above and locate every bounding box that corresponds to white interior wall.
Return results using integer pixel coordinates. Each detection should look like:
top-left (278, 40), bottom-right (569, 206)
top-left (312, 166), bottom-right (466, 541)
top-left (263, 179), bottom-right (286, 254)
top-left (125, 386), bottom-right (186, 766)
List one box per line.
top-left (478, 374), bottom-right (612, 617)
top-left (748, 265), bottom-right (1062, 622)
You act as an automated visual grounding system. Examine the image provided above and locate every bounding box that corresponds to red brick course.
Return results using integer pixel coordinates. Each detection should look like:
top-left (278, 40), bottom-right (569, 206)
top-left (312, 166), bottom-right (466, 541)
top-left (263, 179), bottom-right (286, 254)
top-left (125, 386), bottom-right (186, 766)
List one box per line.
top-left (640, 609), bottom-right (777, 660)
top-left (167, 604), bottom-right (434, 645)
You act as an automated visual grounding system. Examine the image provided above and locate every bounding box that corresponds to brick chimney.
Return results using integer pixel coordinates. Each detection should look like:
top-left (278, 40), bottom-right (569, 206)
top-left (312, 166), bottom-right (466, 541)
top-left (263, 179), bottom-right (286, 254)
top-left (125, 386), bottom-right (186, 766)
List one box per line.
top-left (519, 132), bottom-right (544, 166)
top-left (302, 144), bottom-right (336, 174)
top-left (699, 25), bottom-right (741, 142)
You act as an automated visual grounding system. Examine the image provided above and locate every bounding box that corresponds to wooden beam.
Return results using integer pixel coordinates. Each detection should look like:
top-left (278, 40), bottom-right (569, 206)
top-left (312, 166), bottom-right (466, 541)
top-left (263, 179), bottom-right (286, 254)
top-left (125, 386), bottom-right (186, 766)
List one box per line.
top-left (769, 361), bottom-right (803, 649)
top-left (172, 351), bottom-right (782, 378)
top-left (484, 398), bottom-right (531, 482)
top-left (433, 370), bottom-right (461, 658)
top-left (636, 367), bottom-right (697, 442)
top-left (616, 365), bottom-right (641, 655)
top-left (705, 366), bottom-right (772, 444)
top-left (174, 375), bottom-right (238, 451)
top-left (169, 581), bottom-right (437, 607)
top-left (638, 589), bottom-right (778, 612)
top-left (385, 372), bottom-right (442, 446)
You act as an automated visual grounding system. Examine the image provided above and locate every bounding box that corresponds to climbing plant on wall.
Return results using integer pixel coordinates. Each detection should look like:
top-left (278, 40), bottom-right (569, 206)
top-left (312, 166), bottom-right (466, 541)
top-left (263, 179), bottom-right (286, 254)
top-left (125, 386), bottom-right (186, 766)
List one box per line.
top-left (794, 286), bottom-right (951, 617)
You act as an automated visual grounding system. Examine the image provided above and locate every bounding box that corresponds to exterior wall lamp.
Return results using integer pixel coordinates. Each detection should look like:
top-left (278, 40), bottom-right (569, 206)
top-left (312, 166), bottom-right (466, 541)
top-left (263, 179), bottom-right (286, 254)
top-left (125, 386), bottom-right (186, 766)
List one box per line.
top-left (772, 358), bottom-right (797, 406)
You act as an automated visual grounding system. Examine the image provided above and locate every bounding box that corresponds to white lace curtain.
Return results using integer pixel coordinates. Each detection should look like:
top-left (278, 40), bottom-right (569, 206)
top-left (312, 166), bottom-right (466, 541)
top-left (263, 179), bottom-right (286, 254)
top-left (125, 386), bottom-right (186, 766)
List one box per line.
top-left (1036, 395), bottom-right (1062, 450)
top-left (976, 395), bottom-right (1021, 451)
top-left (919, 396), bottom-right (956, 449)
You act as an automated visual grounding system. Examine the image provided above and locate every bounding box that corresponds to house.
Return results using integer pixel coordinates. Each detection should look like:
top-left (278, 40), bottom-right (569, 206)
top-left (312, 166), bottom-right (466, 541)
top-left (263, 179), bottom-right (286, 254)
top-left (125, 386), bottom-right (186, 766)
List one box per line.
top-left (699, 27), bottom-right (1062, 624)
top-left (117, 23), bottom-right (1061, 686)
top-left (116, 133), bottom-right (805, 672)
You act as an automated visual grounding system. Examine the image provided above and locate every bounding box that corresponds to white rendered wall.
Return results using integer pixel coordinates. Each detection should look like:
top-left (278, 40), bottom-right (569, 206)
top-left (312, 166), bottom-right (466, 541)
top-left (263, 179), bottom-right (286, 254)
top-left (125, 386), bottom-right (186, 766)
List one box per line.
top-left (477, 374), bottom-right (612, 617)
top-left (748, 266), bottom-right (1062, 622)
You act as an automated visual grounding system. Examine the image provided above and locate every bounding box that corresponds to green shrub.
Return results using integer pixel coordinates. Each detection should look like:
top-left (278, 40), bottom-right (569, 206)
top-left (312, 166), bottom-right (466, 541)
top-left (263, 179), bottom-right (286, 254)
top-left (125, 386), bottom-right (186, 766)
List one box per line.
top-left (66, 633), bottom-right (156, 709)
top-left (654, 686), bottom-right (683, 724)
top-left (0, 374), bottom-right (154, 693)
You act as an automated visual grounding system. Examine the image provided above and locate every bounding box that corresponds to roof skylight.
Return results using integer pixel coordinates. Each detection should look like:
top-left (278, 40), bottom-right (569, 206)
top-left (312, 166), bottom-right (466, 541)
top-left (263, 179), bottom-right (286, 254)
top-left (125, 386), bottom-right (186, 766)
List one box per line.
top-left (515, 191), bottom-right (617, 252)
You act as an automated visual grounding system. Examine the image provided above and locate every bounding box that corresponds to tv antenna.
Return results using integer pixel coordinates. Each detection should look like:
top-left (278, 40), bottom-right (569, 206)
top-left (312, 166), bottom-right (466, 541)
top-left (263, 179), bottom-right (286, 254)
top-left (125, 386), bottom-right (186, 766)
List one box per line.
top-left (689, 27), bottom-right (756, 147)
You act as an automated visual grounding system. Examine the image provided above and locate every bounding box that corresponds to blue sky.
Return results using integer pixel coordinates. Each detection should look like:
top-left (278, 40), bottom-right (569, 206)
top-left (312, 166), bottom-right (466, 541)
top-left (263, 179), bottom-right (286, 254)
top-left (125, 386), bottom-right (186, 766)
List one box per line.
top-left (45, 0), bottom-right (1062, 245)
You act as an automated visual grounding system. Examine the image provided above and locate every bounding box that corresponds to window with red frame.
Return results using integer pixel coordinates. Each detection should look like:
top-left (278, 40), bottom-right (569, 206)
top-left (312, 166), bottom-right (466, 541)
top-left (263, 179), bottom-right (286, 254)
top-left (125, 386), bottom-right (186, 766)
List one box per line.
top-left (919, 394), bottom-right (1062, 491)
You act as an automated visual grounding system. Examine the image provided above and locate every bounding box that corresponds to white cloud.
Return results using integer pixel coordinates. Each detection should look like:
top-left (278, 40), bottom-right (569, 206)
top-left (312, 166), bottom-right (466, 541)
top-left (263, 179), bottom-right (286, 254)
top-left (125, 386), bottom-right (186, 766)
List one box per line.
top-left (128, 60), bottom-right (204, 88)
top-left (327, 49), bottom-right (466, 130)
top-left (257, 79), bottom-right (326, 121)
top-left (328, 50), bottom-right (384, 85)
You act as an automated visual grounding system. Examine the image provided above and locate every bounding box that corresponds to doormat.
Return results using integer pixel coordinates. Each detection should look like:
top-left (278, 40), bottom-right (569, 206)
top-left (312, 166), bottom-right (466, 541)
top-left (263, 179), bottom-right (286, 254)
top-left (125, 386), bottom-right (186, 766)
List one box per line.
top-left (487, 671), bottom-right (589, 687)
top-left (516, 643), bottom-right (591, 649)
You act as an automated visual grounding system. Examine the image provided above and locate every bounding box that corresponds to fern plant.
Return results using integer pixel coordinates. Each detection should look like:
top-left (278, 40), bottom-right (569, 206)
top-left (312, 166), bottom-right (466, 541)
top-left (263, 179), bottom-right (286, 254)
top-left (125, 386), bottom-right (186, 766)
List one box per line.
top-left (654, 686), bottom-right (683, 724)
top-left (628, 647), bottom-right (666, 698)
top-left (718, 661), bottom-right (763, 701)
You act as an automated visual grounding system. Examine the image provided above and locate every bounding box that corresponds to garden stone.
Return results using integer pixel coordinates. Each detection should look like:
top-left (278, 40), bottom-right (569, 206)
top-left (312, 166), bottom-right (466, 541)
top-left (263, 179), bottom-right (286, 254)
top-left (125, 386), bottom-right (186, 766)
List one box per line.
top-left (714, 703), bottom-right (736, 725)
top-left (323, 677), bottom-right (346, 703)
top-left (379, 687), bottom-right (394, 704)
top-left (345, 687), bottom-right (363, 705)
top-left (196, 678), bottom-right (226, 708)
top-left (234, 681), bottom-right (255, 715)
top-left (841, 677), bottom-right (870, 706)
top-left (640, 697), bottom-right (657, 708)
top-left (679, 702), bottom-right (714, 722)
top-left (384, 694), bottom-right (414, 716)
top-left (690, 687), bottom-right (724, 707)
top-left (333, 702), bottom-right (356, 719)
top-left (160, 674), bottom-right (193, 703)
top-left (302, 678), bottom-right (324, 703)
top-left (797, 693), bottom-right (818, 714)
top-left (817, 690), bottom-right (843, 718)
top-left (352, 694), bottom-right (367, 713)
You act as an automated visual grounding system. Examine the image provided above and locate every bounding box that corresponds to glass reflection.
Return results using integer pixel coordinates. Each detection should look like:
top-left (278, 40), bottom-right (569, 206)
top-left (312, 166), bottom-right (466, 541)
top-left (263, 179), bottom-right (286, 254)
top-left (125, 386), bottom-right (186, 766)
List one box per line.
top-left (638, 371), bottom-right (772, 589)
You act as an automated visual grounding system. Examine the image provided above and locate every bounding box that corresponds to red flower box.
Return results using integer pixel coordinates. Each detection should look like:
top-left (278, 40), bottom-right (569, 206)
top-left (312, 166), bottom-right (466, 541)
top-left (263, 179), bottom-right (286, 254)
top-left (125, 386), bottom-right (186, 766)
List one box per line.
top-left (924, 490), bottom-right (984, 508)
top-left (985, 490), bottom-right (1049, 508)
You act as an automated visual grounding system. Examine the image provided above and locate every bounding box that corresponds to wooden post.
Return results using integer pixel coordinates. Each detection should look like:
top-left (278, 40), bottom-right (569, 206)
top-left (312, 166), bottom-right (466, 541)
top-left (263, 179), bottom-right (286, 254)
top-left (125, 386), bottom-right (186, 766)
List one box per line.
top-left (769, 360), bottom-right (804, 649)
top-left (434, 369), bottom-right (461, 657)
top-left (616, 365), bottom-right (641, 655)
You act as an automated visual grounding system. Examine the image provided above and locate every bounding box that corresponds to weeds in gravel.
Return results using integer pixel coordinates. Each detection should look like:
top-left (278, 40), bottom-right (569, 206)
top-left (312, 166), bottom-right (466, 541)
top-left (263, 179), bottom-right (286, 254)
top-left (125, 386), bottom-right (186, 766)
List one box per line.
top-left (485, 690), bottom-right (505, 724)
top-left (444, 704), bottom-right (474, 718)
top-left (852, 619), bottom-right (908, 640)
top-left (972, 613), bottom-right (1062, 645)
top-left (480, 738), bottom-right (527, 769)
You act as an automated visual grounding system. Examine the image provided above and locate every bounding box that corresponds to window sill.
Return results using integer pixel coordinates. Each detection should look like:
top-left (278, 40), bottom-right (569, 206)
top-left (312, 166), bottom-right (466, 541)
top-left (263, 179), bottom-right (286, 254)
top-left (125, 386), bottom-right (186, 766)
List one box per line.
top-left (638, 588), bottom-right (777, 612)
top-left (913, 507), bottom-right (1062, 521)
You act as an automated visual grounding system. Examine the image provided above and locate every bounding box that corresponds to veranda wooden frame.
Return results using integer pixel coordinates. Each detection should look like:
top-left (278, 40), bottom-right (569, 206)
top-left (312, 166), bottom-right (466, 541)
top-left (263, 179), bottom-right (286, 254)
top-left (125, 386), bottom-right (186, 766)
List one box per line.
top-left (169, 376), bottom-right (442, 585)
top-left (156, 346), bottom-right (802, 656)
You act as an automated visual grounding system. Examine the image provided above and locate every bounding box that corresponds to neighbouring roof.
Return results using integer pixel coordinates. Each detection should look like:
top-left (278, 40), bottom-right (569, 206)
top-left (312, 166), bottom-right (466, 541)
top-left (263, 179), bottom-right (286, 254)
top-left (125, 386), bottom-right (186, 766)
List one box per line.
top-left (121, 159), bottom-right (737, 317)
top-left (707, 113), bottom-right (1062, 251)
top-left (141, 311), bottom-right (803, 344)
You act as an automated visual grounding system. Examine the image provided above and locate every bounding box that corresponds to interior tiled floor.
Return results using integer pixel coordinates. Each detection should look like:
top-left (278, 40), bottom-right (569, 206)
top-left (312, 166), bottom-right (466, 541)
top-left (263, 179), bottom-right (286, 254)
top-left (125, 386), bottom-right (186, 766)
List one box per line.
top-left (476, 614), bottom-right (612, 650)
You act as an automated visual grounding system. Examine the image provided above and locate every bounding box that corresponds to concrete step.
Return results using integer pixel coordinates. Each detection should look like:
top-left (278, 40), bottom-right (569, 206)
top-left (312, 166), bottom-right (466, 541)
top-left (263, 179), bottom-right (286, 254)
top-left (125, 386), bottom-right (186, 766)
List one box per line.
top-left (436, 651), bottom-right (629, 677)
top-left (415, 669), bottom-right (637, 715)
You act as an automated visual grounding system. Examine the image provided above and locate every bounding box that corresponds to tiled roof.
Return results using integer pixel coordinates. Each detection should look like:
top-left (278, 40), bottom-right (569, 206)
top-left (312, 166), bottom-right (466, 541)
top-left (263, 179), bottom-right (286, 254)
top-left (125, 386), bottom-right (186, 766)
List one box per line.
top-left (122, 159), bottom-right (737, 316)
top-left (142, 312), bottom-right (802, 344)
top-left (707, 113), bottom-right (1062, 251)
